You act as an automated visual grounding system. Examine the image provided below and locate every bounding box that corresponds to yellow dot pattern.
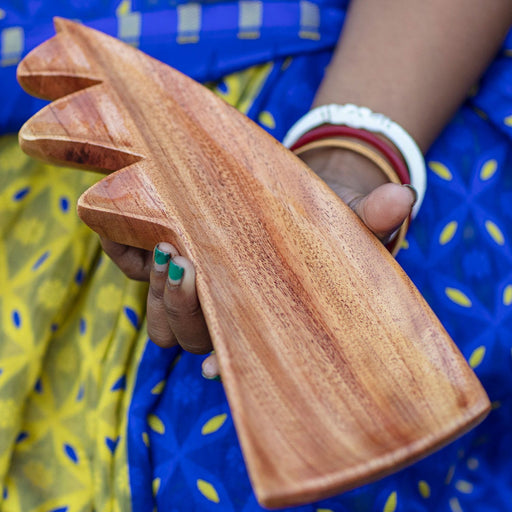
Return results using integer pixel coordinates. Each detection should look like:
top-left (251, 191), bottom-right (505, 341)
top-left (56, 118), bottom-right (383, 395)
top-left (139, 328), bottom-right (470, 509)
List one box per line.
top-left (152, 477), bottom-right (161, 496)
top-left (429, 161), bottom-right (453, 180)
top-left (480, 159), bottom-right (498, 180)
top-left (418, 480), bottom-right (431, 499)
top-left (469, 346), bottom-right (486, 368)
top-left (503, 285), bottom-right (512, 306)
top-left (485, 220), bottom-right (505, 245)
top-left (197, 479), bottom-right (220, 503)
top-left (445, 287), bottom-right (472, 308)
top-left (148, 415), bottom-right (165, 434)
top-left (201, 413), bottom-right (228, 435)
top-left (439, 221), bottom-right (458, 245)
top-left (383, 491), bottom-right (397, 512)
top-left (151, 380), bottom-right (166, 395)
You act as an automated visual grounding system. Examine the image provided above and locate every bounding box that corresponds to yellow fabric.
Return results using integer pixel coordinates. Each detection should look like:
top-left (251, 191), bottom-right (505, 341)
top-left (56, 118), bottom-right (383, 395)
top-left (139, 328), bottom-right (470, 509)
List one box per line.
top-left (0, 134), bottom-right (150, 511)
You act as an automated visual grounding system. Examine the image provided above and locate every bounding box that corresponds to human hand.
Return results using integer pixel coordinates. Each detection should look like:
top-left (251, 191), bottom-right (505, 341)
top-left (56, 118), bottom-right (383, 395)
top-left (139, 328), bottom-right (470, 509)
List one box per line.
top-left (99, 237), bottom-right (212, 355)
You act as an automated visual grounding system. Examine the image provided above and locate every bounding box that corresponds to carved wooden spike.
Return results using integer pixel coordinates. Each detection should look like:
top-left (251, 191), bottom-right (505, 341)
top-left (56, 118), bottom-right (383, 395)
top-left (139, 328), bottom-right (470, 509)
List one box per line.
top-left (17, 19), bottom-right (490, 509)
top-left (17, 18), bottom-right (104, 100)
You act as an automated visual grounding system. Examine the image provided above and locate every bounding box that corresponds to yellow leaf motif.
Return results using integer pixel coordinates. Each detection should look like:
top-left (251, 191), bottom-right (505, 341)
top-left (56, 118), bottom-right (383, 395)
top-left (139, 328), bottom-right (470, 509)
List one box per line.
top-left (480, 159), bottom-right (498, 181)
top-left (455, 480), bottom-right (474, 494)
top-left (503, 285), bottom-right (512, 306)
top-left (258, 111), bottom-right (276, 129)
top-left (152, 477), bottom-right (160, 496)
top-left (201, 413), bottom-right (227, 435)
top-left (148, 414), bottom-right (165, 434)
top-left (445, 287), bottom-right (472, 308)
top-left (142, 432), bottom-right (150, 447)
top-left (197, 479), bottom-right (220, 503)
top-left (504, 114), bottom-right (512, 126)
top-left (449, 497), bottom-right (463, 512)
top-left (418, 480), bottom-right (431, 499)
top-left (485, 220), bottom-right (505, 246)
top-left (469, 346), bottom-right (486, 368)
top-left (116, 0), bottom-right (131, 15)
top-left (316, 509), bottom-right (334, 512)
top-left (151, 380), bottom-right (166, 395)
top-left (428, 161), bottom-right (452, 180)
top-left (383, 491), bottom-right (397, 512)
top-left (439, 221), bottom-right (458, 245)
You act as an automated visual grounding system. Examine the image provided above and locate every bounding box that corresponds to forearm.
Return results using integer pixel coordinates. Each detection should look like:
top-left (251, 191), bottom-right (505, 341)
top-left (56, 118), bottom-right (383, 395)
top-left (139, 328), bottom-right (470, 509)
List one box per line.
top-left (314, 0), bottom-right (512, 152)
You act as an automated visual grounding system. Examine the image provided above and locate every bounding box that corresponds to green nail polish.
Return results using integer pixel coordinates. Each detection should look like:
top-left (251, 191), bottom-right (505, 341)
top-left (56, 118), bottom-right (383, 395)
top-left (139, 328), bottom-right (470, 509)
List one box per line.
top-left (168, 259), bottom-right (184, 282)
top-left (154, 246), bottom-right (171, 265)
top-left (201, 370), bottom-right (221, 381)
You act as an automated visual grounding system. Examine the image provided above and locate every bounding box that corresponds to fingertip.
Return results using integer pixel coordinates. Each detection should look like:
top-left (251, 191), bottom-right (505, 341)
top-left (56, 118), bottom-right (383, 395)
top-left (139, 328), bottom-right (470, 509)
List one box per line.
top-left (360, 183), bottom-right (412, 237)
top-left (168, 258), bottom-right (185, 285)
top-left (156, 242), bottom-right (177, 255)
top-left (402, 184), bottom-right (418, 207)
top-left (202, 353), bottom-right (221, 380)
top-left (167, 255), bottom-right (195, 286)
top-left (153, 244), bottom-right (171, 272)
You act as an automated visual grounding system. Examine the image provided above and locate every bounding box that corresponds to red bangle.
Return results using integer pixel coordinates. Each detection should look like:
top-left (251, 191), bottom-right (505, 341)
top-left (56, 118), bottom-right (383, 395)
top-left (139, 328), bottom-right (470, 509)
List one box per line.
top-left (289, 125), bottom-right (411, 185)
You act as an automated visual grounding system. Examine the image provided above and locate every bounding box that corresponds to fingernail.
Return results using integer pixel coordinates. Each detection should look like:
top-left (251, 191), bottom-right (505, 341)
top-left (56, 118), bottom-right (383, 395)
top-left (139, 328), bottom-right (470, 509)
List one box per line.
top-left (154, 245), bottom-right (171, 271)
top-left (201, 370), bottom-right (221, 381)
top-left (168, 259), bottom-right (184, 284)
top-left (403, 184), bottom-right (418, 206)
top-left (201, 357), bottom-right (221, 380)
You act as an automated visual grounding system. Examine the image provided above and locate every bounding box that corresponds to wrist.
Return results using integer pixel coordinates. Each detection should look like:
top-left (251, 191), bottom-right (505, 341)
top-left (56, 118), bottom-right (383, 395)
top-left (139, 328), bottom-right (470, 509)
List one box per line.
top-left (283, 104), bottom-right (426, 217)
top-left (298, 143), bottom-right (391, 195)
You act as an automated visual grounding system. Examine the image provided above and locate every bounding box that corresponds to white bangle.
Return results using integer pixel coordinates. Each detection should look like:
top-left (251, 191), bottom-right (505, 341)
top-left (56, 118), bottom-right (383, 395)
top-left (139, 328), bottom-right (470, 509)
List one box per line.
top-left (283, 104), bottom-right (426, 218)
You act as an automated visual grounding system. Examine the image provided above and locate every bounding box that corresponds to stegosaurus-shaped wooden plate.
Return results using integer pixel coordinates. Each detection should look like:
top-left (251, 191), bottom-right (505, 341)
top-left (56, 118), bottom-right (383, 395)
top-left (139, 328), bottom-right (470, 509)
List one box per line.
top-left (17, 18), bottom-right (490, 509)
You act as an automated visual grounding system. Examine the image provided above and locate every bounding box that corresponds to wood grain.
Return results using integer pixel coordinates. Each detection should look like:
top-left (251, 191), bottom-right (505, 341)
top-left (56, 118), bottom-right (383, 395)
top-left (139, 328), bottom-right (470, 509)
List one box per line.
top-left (17, 19), bottom-right (490, 509)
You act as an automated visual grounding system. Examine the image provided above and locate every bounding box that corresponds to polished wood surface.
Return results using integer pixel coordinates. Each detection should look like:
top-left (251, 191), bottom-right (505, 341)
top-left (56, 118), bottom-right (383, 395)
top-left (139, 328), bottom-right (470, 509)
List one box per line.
top-left (17, 19), bottom-right (490, 509)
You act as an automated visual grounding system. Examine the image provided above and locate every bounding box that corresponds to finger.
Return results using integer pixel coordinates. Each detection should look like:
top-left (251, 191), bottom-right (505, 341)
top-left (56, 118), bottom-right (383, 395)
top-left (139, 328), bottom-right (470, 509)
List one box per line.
top-left (351, 183), bottom-right (416, 240)
top-left (147, 243), bottom-right (179, 348)
top-left (164, 256), bottom-right (213, 355)
top-left (100, 236), bottom-right (153, 281)
top-left (202, 352), bottom-right (221, 380)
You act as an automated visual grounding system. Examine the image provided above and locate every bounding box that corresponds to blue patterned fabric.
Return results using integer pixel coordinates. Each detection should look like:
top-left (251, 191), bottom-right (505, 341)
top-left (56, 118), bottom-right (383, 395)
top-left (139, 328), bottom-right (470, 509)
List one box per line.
top-left (0, 0), bottom-right (346, 133)
top-left (1, 0), bottom-right (512, 510)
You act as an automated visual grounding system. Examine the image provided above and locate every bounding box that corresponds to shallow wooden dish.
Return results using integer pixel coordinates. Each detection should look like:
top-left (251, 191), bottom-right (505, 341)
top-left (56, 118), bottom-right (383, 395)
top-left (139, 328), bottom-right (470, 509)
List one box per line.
top-left (17, 19), bottom-right (490, 509)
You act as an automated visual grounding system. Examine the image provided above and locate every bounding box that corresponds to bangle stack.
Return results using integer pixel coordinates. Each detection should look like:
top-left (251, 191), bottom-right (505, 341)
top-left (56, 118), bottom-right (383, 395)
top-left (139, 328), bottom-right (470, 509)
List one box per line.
top-left (283, 103), bottom-right (427, 256)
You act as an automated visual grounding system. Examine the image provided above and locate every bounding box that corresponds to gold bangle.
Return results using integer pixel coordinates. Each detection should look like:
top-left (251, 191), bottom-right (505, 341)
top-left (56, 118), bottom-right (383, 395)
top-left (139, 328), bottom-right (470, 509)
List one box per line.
top-left (293, 138), bottom-right (401, 184)
top-left (293, 138), bottom-right (408, 256)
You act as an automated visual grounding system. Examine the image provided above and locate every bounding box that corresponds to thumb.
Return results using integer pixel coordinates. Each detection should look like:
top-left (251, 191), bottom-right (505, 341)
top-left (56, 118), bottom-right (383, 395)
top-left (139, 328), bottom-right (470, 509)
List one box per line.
top-left (351, 182), bottom-right (416, 241)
